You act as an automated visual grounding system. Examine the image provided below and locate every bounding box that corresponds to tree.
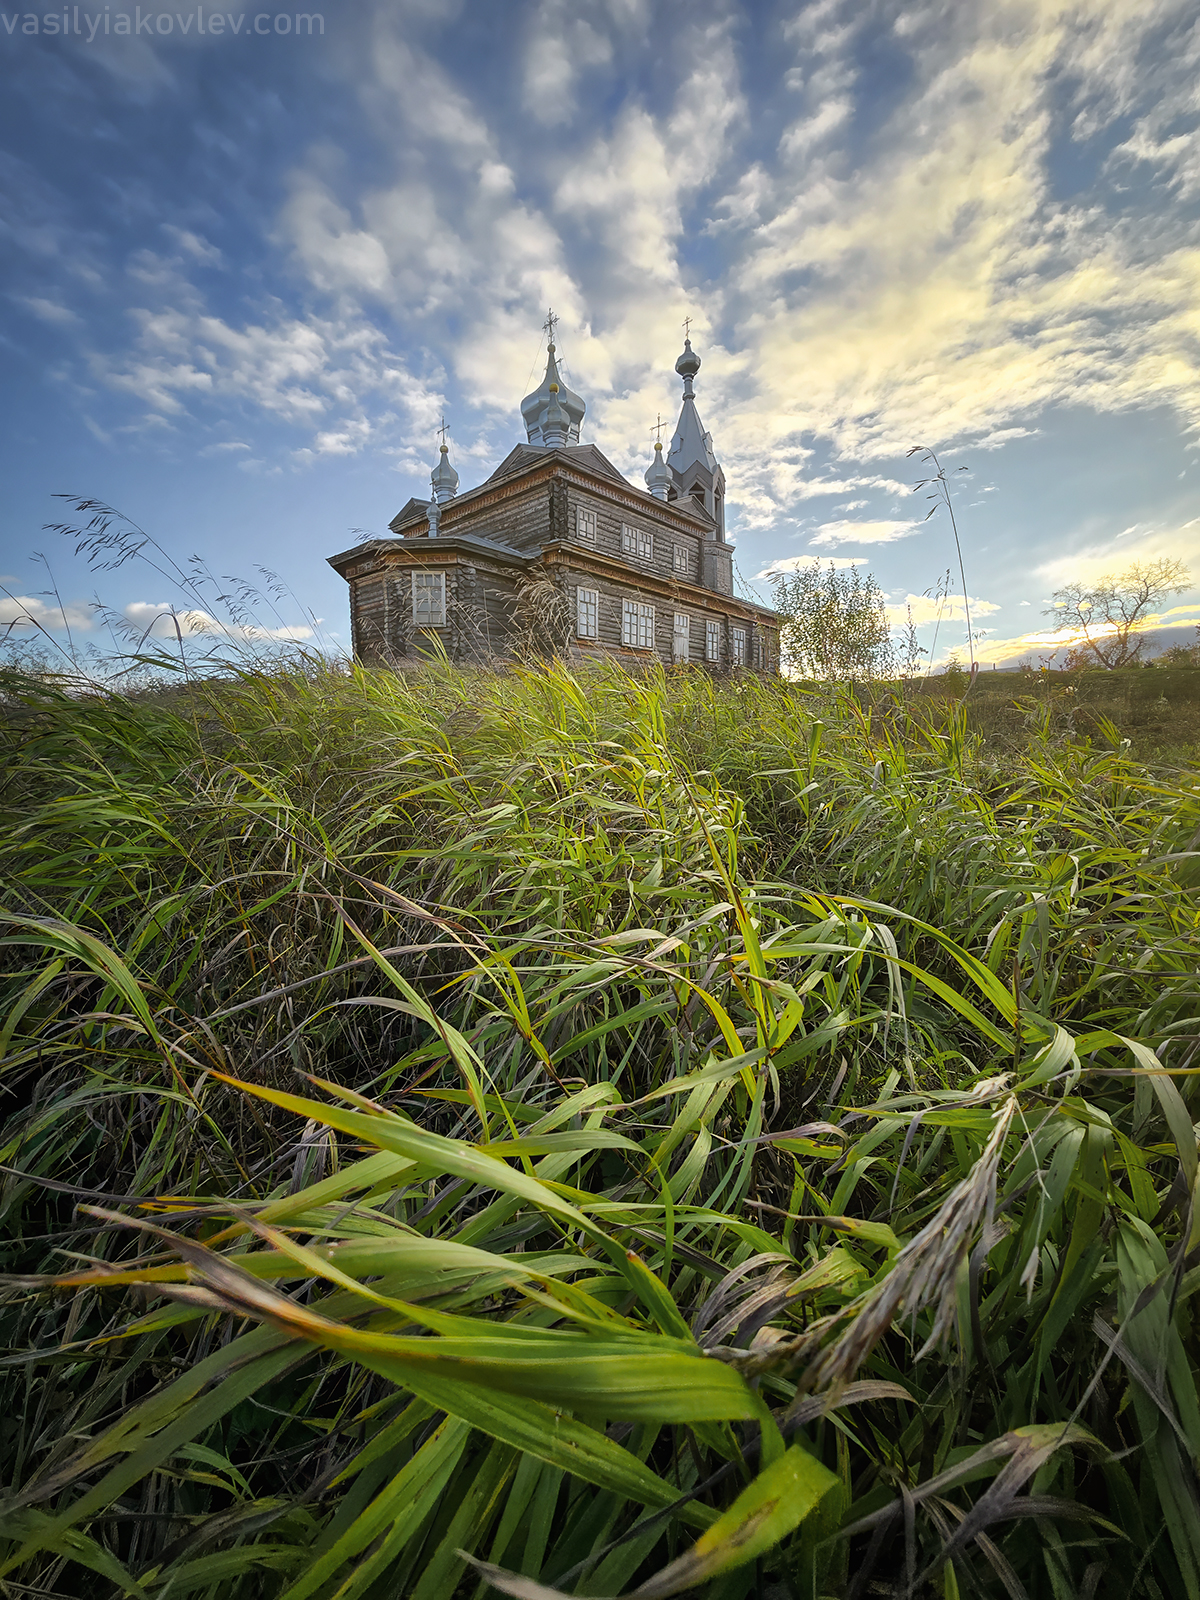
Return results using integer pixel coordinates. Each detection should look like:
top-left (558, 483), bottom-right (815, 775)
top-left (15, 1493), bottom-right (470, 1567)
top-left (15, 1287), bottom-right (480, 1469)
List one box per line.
top-left (1156, 625), bottom-right (1200, 667)
top-left (770, 559), bottom-right (893, 680)
top-left (1048, 558), bottom-right (1191, 669)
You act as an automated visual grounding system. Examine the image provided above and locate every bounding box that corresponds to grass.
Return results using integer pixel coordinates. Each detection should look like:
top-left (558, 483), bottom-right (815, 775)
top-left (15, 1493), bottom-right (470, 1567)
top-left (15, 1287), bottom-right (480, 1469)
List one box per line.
top-left (0, 655), bottom-right (1197, 1600)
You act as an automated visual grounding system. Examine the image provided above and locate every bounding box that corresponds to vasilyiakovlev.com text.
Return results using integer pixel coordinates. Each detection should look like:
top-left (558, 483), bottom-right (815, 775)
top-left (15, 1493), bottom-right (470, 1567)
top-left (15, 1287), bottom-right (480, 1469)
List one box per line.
top-left (3, 10), bottom-right (324, 36)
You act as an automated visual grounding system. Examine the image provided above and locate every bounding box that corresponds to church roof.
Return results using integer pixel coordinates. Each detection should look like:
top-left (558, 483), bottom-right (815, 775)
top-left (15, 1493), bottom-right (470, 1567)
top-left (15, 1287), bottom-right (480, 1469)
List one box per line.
top-left (390, 496), bottom-right (433, 532)
top-left (667, 335), bottom-right (720, 481)
top-left (487, 441), bottom-right (629, 487)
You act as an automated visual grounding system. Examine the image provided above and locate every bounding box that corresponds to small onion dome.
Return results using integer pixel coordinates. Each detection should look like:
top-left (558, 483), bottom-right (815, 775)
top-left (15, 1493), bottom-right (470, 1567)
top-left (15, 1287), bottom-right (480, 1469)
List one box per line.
top-left (675, 336), bottom-right (701, 380)
top-left (521, 342), bottom-right (586, 444)
top-left (431, 441), bottom-right (459, 504)
top-left (541, 382), bottom-right (569, 448)
top-left (645, 438), bottom-right (671, 500)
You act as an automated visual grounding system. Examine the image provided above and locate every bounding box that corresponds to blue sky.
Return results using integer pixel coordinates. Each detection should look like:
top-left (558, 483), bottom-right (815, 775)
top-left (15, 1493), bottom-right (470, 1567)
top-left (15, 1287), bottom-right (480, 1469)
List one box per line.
top-left (2, 0), bottom-right (1199, 666)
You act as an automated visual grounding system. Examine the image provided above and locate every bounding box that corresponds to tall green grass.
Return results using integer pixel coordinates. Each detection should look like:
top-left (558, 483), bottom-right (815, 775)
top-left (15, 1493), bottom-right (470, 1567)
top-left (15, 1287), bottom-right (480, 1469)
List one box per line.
top-left (0, 657), bottom-right (1197, 1599)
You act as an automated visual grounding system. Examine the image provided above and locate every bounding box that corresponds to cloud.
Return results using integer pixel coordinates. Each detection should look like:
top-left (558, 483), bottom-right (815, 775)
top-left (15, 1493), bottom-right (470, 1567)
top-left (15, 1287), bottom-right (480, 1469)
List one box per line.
top-left (885, 593), bottom-right (1001, 627)
top-left (810, 518), bottom-right (919, 547)
top-left (521, 0), bottom-right (617, 126)
top-left (122, 602), bottom-right (314, 643)
top-left (94, 294), bottom-right (444, 455)
top-left (1, 595), bottom-right (94, 632)
top-left (757, 553), bottom-right (870, 578)
top-left (709, 0), bottom-right (1200, 470)
top-left (1033, 518), bottom-right (1200, 588)
top-left (161, 225), bottom-right (223, 265)
top-left (16, 295), bottom-right (81, 326)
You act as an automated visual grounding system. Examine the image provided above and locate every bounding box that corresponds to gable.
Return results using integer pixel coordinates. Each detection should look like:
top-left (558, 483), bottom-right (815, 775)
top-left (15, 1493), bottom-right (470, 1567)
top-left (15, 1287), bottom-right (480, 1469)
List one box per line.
top-left (389, 496), bottom-right (430, 532)
top-left (486, 441), bottom-right (629, 489)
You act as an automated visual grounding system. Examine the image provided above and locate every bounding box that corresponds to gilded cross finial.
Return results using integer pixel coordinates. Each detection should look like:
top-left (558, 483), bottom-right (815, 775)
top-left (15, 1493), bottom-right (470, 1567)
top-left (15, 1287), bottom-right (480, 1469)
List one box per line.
top-left (543, 307), bottom-right (559, 344)
top-left (682, 315), bottom-right (692, 340)
top-left (650, 413), bottom-right (665, 444)
top-left (436, 415), bottom-right (449, 447)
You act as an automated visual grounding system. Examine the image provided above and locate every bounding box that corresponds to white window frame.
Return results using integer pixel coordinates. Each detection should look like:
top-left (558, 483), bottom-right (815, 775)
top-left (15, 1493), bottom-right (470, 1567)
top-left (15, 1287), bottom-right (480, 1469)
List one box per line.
top-left (576, 586), bottom-right (599, 640)
top-left (673, 544), bottom-right (689, 575)
top-left (411, 570), bottom-right (446, 628)
top-left (575, 506), bottom-right (596, 542)
top-left (731, 626), bottom-right (747, 666)
top-left (622, 600), bottom-right (655, 650)
top-left (621, 524), bottom-right (653, 561)
top-left (672, 612), bottom-right (690, 663)
top-left (705, 620), bottom-right (721, 663)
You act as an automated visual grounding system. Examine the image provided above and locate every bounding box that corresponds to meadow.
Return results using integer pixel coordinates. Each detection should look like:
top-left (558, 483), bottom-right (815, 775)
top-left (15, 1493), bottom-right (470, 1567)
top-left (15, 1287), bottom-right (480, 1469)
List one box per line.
top-left (0, 655), bottom-right (1197, 1600)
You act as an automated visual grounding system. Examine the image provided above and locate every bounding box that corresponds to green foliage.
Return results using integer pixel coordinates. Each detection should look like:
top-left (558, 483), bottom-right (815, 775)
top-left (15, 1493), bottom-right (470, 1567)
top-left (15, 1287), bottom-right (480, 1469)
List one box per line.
top-left (769, 561), bottom-right (893, 682)
top-left (0, 657), bottom-right (1197, 1599)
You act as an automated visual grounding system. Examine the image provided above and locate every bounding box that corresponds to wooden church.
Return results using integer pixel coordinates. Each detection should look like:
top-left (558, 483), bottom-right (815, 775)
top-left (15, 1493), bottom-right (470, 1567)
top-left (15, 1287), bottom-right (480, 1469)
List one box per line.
top-left (328, 320), bottom-right (779, 672)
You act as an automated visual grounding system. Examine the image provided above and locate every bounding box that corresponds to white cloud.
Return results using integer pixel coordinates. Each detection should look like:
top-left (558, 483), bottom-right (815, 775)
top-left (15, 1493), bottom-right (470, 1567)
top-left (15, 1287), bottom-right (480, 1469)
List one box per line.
top-left (16, 295), bottom-right (81, 326)
top-left (122, 602), bottom-right (314, 643)
top-left (1033, 519), bottom-right (1200, 588)
top-left (521, 0), bottom-right (618, 126)
top-left (885, 592), bottom-right (1001, 627)
top-left (757, 553), bottom-right (870, 577)
top-left (161, 225), bottom-right (223, 265)
top-left (810, 518), bottom-right (919, 547)
top-left (1, 595), bottom-right (94, 632)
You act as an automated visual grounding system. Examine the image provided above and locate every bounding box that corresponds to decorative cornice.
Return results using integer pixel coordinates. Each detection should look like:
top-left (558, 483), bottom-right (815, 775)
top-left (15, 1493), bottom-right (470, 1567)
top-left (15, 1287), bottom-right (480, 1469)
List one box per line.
top-left (539, 544), bottom-right (776, 623)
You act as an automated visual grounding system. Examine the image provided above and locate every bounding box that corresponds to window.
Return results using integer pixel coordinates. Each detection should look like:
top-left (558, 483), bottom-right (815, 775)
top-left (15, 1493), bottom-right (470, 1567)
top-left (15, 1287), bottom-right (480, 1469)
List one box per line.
top-left (576, 587), bottom-right (599, 639)
top-left (621, 524), bottom-right (653, 561)
top-left (705, 620), bottom-right (720, 663)
top-left (622, 600), bottom-right (655, 650)
top-left (411, 571), bottom-right (446, 628)
top-left (672, 612), bottom-right (690, 662)
top-left (673, 544), bottom-right (689, 575)
top-left (575, 506), bottom-right (596, 542)
top-left (731, 626), bottom-right (746, 666)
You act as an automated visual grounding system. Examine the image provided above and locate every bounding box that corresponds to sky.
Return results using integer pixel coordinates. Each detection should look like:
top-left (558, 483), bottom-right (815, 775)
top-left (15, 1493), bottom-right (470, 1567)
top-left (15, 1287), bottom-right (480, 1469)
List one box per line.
top-left (2, 0), bottom-right (1200, 669)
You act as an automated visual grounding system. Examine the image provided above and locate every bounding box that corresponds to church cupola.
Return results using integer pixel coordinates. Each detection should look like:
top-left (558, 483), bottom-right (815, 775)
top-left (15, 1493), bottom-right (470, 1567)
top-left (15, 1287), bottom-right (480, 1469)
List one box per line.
top-left (541, 383), bottom-right (570, 448)
top-left (430, 435), bottom-right (459, 504)
top-left (667, 321), bottom-right (726, 540)
top-left (645, 415), bottom-right (671, 499)
top-left (520, 310), bottom-right (585, 445)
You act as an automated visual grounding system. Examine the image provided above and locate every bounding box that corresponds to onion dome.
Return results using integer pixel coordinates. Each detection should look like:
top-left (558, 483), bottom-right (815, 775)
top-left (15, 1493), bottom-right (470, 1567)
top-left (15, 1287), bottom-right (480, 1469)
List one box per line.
top-left (645, 439), bottom-right (671, 500)
top-left (430, 441), bottom-right (458, 504)
top-left (541, 383), bottom-right (569, 448)
top-left (521, 342), bottom-right (585, 445)
top-left (675, 336), bottom-right (701, 387)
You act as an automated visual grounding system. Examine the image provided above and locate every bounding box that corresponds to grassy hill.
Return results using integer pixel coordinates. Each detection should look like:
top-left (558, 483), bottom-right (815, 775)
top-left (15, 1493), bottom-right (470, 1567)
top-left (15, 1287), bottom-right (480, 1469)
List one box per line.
top-left (0, 657), bottom-right (1197, 1600)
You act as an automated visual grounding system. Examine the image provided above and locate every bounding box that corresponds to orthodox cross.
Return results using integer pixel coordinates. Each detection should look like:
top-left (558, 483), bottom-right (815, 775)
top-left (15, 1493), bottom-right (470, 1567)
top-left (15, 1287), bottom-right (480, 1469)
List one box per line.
top-left (436, 416), bottom-right (449, 446)
top-left (650, 413), bottom-right (665, 445)
top-left (682, 315), bottom-right (692, 339)
top-left (543, 307), bottom-right (559, 343)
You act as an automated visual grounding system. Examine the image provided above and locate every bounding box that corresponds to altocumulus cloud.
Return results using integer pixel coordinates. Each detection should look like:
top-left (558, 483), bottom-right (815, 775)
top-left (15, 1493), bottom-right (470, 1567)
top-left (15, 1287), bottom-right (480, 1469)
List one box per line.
top-left (2, 0), bottom-right (1199, 643)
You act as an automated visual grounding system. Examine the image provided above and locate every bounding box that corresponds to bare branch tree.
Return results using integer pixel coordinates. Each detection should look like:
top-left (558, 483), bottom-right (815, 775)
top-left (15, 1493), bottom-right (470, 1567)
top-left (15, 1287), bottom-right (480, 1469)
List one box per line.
top-left (1048, 558), bottom-right (1190, 669)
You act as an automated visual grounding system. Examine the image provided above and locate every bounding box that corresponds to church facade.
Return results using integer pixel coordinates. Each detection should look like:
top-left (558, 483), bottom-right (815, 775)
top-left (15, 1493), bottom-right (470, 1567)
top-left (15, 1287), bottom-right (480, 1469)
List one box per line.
top-left (328, 326), bottom-right (779, 673)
